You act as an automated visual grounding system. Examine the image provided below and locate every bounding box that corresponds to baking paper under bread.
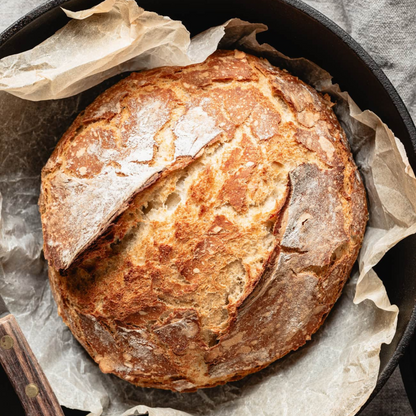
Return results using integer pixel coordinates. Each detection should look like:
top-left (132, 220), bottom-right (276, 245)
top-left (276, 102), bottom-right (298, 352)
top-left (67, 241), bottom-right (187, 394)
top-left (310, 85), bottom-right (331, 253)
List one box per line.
top-left (0, 1), bottom-right (415, 416)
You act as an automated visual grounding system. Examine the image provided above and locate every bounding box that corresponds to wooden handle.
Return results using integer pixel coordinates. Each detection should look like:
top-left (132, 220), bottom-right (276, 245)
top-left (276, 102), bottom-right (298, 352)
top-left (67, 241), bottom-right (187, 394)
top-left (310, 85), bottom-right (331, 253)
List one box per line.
top-left (0, 314), bottom-right (64, 416)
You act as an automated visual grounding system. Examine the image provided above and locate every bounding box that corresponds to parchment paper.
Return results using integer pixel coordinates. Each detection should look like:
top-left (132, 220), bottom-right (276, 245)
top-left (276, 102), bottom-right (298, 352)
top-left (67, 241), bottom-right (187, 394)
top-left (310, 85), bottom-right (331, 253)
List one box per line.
top-left (0, 1), bottom-right (415, 415)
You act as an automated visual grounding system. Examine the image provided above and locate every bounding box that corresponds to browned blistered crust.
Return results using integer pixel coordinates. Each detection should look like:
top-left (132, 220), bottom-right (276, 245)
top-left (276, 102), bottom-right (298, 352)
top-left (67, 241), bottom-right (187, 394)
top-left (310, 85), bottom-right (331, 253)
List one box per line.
top-left (43, 50), bottom-right (368, 392)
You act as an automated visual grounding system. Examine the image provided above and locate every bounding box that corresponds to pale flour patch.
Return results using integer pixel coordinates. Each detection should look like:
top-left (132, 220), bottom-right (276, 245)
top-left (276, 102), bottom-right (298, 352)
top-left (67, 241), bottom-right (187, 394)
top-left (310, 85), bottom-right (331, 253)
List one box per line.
top-left (174, 104), bottom-right (222, 158)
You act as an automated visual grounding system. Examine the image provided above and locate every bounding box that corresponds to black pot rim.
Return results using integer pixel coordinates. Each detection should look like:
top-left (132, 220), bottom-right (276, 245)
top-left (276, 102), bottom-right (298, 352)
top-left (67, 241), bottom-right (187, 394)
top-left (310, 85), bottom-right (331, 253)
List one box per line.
top-left (1, 0), bottom-right (416, 410)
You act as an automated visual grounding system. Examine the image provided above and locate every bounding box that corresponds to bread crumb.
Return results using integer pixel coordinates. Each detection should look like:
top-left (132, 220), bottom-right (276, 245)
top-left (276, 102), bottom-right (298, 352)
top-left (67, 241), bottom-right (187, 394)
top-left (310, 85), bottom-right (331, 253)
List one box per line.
top-left (234, 50), bottom-right (245, 59)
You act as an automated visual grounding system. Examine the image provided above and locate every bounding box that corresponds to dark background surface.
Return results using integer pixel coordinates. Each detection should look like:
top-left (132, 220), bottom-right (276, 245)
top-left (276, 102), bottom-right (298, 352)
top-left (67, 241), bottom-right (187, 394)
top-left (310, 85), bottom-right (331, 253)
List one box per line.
top-left (1, 0), bottom-right (416, 415)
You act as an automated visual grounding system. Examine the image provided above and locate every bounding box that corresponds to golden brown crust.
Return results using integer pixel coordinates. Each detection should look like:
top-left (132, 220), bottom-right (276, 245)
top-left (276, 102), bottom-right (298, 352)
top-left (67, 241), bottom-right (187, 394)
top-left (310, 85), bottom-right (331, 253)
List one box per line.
top-left (42, 50), bottom-right (368, 391)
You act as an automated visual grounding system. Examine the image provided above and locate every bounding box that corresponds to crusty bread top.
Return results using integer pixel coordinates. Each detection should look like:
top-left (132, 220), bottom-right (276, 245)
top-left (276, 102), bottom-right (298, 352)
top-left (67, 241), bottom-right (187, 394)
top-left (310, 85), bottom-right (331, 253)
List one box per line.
top-left (40, 49), bottom-right (357, 271)
top-left (44, 50), bottom-right (368, 391)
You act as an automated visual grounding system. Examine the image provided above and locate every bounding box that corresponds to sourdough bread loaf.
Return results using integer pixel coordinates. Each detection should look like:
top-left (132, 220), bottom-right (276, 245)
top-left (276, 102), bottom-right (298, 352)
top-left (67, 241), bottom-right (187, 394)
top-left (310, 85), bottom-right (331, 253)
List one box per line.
top-left (40, 50), bottom-right (368, 391)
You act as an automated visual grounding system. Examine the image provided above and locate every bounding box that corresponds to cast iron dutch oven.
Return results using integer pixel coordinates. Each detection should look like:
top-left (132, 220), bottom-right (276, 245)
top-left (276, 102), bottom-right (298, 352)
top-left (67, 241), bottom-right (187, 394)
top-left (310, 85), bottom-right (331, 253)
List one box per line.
top-left (1, 0), bottom-right (416, 414)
